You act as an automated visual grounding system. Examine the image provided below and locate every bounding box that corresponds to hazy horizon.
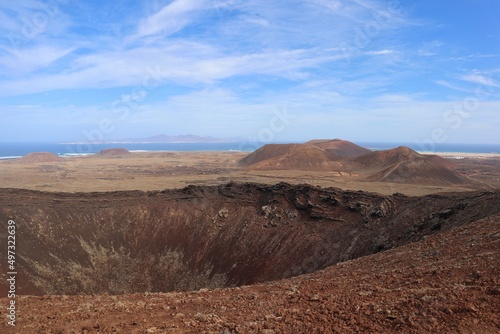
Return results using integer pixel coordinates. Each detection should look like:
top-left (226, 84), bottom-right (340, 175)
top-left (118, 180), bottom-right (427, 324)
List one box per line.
top-left (0, 135), bottom-right (499, 147)
top-left (1, 1), bottom-right (499, 145)
top-left (0, 134), bottom-right (500, 147)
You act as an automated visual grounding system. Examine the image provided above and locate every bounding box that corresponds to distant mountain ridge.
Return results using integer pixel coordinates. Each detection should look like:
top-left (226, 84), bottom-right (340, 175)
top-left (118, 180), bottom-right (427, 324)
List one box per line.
top-left (70, 134), bottom-right (231, 144)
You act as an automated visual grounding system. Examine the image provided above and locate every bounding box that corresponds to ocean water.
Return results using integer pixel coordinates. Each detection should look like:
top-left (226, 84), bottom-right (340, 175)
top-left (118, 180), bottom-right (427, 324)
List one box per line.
top-left (0, 142), bottom-right (260, 159)
top-left (357, 142), bottom-right (500, 154)
top-left (0, 141), bottom-right (498, 159)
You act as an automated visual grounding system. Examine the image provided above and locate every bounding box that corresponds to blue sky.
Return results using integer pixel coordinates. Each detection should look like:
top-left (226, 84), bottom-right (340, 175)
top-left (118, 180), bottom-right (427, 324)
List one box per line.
top-left (0, 0), bottom-right (499, 144)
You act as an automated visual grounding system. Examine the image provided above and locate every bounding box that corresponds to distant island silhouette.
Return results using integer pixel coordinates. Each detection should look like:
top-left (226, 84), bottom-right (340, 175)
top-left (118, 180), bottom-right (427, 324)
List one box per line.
top-left (64, 134), bottom-right (233, 144)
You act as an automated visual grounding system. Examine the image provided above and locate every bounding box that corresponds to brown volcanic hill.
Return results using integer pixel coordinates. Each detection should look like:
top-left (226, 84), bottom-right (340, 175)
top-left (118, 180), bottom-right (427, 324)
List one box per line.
top-left (427, 153), bottom-right (456, 169)
top-left (238, 143), bottom-right (338, 170)
top-left (18, 152), bottom-right (61, 163)
top-left (307, 139), bottom-right (372, 157)
top-left (239, 143), bottom-right (468, 186)
top-left (366, 158), bottom-right (468, 185)
top-left (238, 144), bottom-right (300, 166)
top-left (97, 148), bottom-right (131, 156)
top-left (352, 146), bottom-right (420, 170)
top-left (352, 146), bottom-right (468, 185)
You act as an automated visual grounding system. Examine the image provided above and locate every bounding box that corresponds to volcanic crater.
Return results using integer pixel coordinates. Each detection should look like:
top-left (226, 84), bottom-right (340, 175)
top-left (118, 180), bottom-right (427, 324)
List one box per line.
top-left (1, 182), bottom-right (499, 296)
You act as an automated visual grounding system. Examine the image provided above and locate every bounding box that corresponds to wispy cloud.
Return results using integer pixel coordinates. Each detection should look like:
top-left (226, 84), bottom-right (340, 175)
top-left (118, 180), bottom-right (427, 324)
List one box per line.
top-left (434, 75), bottom-right (500, 99)
top-left (0, 0), bottom-right (411, 97)
top-left (365, 49), bottom-right (395, 55)
top-left (434, 80), bottom-right (474, 93)
top-left (0, 42), bottom-right (347, 97)
top-left (461, 74), bottom-right (499, 88)
top-left (131, 0), bottom-right (210, 40)
top-left (0, 0), bottom-right (498, 143)
top-left (0, 45), bottom-right (75, 76)
top-left (307, 0), bottom-right (343, 13)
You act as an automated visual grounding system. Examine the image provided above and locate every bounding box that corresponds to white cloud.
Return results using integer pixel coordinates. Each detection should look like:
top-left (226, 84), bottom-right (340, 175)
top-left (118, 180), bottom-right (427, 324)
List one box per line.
top-left (436, 71), bottom-right (500, 97)
top-left (0, 43), bottom-right (342, 97)
top-left (418, 40), bottom-right (443, 57)
top-left (10, 104), bottom-right (41, 108)
top-left (0, 45), bottom-right (75, 75)
top-left (372, 94), bottom-right (415, 103)
top-left (461, 74), bottom-right (499, 88)
top-left (243, 16), bottom-right (270, 27)
top-left (0, 0), bottom-right (411, 97)
top-left (132, 0), bottom-right (210, 40)
top-left (0, 0), bottom-right (498, 144)
top-left (434, 80), bottom-right (473, 93)
top-left (308, 0), bottom-right (343, 13)
top-left (365, 49), bottom-right (395, 55)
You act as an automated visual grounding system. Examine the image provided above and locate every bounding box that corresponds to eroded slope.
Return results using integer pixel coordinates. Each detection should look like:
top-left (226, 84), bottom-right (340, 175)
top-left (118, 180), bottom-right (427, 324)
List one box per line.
top-left (2, 211), bottom-right (499, 333)
top-left (0, 183), bottom-right (499, 296)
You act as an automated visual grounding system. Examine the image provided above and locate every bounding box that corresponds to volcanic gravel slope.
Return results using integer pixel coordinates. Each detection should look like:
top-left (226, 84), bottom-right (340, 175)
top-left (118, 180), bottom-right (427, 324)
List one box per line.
top-left (0, 183), bottom-right (499, 333)
top-left (1, 212), bottom-right (499, 333)
top-left (237, 144), bottom-right (337, 170)
top-left (1, 183), bottom-right (499, 297)
top-left (354, 146), bottom-right (469, 185)
top-left (305, 139), bottom-right (372, 158)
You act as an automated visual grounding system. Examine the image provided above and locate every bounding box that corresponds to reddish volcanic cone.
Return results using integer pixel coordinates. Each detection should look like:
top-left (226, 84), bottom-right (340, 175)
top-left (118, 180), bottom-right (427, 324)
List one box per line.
top-left (307, 139), bottom-right (372, 158)
top-left (238, 143), bottom-right (338, 170)
top-left (18, 152), bottom-right (62, 163)
top-left (352, 146), bottom-right (468, 185)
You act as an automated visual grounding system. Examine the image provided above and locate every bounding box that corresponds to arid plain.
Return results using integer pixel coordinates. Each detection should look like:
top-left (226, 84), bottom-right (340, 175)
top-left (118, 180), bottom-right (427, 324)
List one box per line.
top-left (1, 141), bottom-right (499, 333)
top-left (1, 147), bottom-right (499, 196)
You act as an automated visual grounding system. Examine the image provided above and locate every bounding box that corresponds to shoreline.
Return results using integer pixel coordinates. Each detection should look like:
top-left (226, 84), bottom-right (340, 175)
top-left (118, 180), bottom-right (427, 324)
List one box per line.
top-left (1, 150), bottom-right (499, 161)
top-left (419, 151), bottom-right (500, 159)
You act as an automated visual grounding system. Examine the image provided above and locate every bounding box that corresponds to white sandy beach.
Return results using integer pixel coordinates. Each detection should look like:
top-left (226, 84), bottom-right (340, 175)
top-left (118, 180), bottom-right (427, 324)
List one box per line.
top-left (420, 152), bottom-right (500, 159)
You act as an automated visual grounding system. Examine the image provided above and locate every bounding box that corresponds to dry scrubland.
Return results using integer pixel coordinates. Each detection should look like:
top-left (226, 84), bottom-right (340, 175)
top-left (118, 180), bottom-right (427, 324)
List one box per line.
top-left (0, 149), bottom-right (498, 195)
top-left (0, 143), bottom-right (499, 333)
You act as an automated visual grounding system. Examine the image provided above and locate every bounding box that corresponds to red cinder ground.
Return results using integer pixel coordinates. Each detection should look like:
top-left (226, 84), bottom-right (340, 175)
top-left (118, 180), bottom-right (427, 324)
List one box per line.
top-left (2, 213), bottom-right (498, 333)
